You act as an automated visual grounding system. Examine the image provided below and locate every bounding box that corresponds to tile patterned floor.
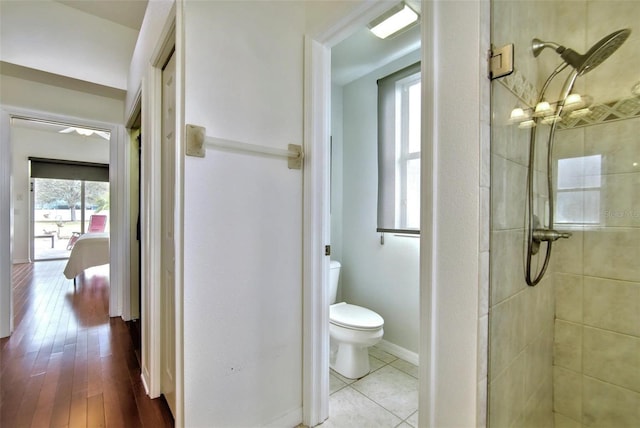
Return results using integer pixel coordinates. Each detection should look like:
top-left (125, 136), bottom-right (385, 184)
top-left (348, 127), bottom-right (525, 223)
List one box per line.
top-left (321, 346), bottom-right (419, 428)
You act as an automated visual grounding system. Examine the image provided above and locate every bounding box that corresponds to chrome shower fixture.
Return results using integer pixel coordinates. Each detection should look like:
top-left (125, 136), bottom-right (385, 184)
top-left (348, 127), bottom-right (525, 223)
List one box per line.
top-left (532, 29), bottom-right (631, 76)
top-left (524, 28), bottom-right (631, 287)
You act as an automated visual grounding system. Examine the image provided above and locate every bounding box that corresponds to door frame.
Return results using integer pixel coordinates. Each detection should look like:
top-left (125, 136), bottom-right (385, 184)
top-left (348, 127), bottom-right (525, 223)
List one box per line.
top-left (133, 2), bottom-right (184, 426)
top-left (0, 106), bottom-right (128, 333)
top-left (301, 1), bottom-right (429, 426)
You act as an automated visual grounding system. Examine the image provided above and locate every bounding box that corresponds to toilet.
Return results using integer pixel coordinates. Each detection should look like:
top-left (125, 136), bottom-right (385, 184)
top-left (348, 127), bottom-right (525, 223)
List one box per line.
top-left (329, 260), bottom-right (384, 379)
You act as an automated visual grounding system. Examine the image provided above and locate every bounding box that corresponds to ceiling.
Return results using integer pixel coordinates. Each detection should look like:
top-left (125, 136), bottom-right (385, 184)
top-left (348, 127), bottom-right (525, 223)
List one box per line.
top-left (0, 0), bottom-right (148, 91)
top-left (332, 24), bottom-right (421, 86)
top-left (331, 1), bottom-right (421, 86)
top-left (54, 0), bottom-right (147, 31)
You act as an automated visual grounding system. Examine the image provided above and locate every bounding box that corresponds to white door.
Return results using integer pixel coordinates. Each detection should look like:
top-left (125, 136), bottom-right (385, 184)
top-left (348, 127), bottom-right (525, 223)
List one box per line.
top-left (161, 51), bottom-right (177, 416)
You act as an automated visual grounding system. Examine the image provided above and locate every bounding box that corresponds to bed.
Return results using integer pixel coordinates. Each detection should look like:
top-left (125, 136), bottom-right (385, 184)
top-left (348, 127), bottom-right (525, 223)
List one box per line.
top-left (63, 232), bottom-right (110, 280)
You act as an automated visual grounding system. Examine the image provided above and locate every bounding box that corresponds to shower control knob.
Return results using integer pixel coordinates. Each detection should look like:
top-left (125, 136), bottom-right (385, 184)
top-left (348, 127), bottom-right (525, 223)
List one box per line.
top-left (532, 228), bottom-right (572, 243)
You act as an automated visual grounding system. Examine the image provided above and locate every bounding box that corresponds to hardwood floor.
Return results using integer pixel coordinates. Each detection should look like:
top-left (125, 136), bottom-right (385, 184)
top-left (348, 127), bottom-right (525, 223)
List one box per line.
top-left (1, 261), bottom-right (174, 428)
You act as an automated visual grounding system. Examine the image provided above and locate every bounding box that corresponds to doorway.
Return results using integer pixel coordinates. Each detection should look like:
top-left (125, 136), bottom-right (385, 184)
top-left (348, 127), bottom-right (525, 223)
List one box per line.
top-left (326, 14), bottom-right (421, 426)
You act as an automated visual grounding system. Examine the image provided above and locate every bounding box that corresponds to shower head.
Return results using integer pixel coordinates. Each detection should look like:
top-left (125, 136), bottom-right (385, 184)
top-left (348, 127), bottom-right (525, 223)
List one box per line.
top-left (532, 29), bottom-right (631, 75)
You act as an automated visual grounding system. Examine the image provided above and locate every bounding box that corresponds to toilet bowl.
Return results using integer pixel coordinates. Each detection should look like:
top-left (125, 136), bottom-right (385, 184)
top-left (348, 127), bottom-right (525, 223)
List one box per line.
top-left (329, 261), bottom-right (384, 379)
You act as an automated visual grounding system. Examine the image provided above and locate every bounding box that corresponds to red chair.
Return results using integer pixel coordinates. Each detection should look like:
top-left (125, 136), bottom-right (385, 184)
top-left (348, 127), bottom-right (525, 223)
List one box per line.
top-left (66, 215), bottom-right (107, 250)
top-left (86, 214), bottom-right (107, 233)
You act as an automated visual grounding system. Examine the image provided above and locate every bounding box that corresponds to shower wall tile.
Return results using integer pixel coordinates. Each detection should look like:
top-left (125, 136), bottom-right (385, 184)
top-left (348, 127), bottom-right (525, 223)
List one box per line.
top-left (583, 276), bottom-right (640, 336)
top-left (554, 320), bottom-right (582, 372)
top-left (477, 377), bottom-right (488, 428)
top-left (524, 275), bottom-right (554, 344)
top-left (491, 83), bottom-right (512, 160)
top-left (553, 229), bottom-right (584, 275)
top-left (553, 0), bottom-right (587, 53)
top-left (478, 314), bottom-right (488, 381)
top-left (601, 172), bottom-right (640, 228)
top-left (583, 228), bottom-right (640, 282)
top-left (481, 122), bottom-right (491, 188)
top-left (583, 327), bottom-right (640, 393)
top-left (554, 127), bottom-right (585, 162)
top-left (585, 2), bottom-right (640, 102)
top-left (491, 83), bottom-right (529, 166)
top-left (523, 328), bottom-right (554, 401)
top-left (491, 0), bottom-right (512, 54)
top-left (491, 155), bottom-right (527, 230)
top-left (555, 412), bottom-right (582, 428)
top-left (582, 376), bottom-right (640, 428)
top-left (490, 230), bottom-right (527, 304)
top-left (584, 118), bottom-right (640, 175)
top-left (488, 352), bottom-right (526, 428)
top-left (508, 122), bottom-right (530, 167)
top-left (480, 187), bottom-right (490, 251)
top-left (555, 273), bottom-right (583, 323)
top-left (479, 251), bottom-right (489, 317)
top-left (519, 376), bottom-right (554, 428)
top-left (554, 366), bottom-right (583, 422)
top-left (489, 291), bottom-right (526, 380)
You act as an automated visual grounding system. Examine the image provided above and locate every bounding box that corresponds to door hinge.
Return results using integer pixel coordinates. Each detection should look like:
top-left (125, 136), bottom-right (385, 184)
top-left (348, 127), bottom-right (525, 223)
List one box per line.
top-left (325, 245), bottom-right (331, 256)
top-left (489, 44), bottom-right (514, 80)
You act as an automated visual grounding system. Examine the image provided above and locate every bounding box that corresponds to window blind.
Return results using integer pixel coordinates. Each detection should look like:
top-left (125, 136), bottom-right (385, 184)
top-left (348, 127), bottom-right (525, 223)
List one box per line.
top-left (377, 62), bottom-right (421, 234)
top-left (29, 157), bottom-right (109, 182)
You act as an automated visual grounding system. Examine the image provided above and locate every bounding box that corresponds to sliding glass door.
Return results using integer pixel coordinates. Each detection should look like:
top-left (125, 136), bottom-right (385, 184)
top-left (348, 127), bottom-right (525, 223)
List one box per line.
top-left (30, 157), bottom-right (109, 261)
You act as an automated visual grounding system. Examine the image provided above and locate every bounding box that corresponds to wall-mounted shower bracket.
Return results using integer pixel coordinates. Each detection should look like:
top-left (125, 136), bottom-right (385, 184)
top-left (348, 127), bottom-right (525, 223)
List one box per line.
top-left (489, 44), bottom-right (514, 80)
top-left (530, 215), bottom-right (572, 255)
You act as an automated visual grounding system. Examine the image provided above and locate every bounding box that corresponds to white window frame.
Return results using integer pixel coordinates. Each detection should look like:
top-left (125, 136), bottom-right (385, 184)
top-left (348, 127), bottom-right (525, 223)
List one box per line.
top-left (395, 73), bottom-right (421, 230)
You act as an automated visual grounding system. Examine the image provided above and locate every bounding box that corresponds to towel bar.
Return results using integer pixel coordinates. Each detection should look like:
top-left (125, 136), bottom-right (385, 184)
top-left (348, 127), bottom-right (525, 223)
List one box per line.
top-left (185, 124), bottom-right (303, 169)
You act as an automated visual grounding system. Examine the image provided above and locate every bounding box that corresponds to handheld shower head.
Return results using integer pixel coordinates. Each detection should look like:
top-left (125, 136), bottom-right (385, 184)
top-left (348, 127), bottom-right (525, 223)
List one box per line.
top-left (531, 29), bottom-right (631, 75)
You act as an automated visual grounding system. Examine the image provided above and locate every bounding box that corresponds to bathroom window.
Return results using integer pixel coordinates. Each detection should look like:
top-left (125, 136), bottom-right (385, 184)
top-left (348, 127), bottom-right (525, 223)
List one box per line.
top-left (377, 62), bottom-right (421, 234)
top-left (555, 155), bottom-right (601, 224)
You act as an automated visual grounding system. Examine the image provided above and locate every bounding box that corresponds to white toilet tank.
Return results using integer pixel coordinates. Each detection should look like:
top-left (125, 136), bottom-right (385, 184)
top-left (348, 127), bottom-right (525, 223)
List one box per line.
top-left (329, 260), bottom-right (341, 304)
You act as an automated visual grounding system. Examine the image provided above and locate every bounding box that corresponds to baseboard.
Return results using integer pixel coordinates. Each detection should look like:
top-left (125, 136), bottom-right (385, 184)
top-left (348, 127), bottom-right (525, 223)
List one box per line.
top-left (264, 407), bottom-right (302, 428)
top-left (140, 371), bottom-right (151, 396)
top-left (12, 259), bottom-right (30, 264)
top-left (376, 339), bottom-right (419, 366)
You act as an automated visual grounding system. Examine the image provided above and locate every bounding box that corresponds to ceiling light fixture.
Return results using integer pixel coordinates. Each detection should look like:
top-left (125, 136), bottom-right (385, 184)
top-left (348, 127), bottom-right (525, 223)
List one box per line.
top-left (368, 3), bottom-right (419, 39)
top-left (60, 127), bottom-right (110, 140)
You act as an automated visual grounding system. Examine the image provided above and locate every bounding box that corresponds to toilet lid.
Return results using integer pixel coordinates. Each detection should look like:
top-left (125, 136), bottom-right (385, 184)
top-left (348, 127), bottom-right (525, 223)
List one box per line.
top-left (330, 303), bottom-right (384, 330)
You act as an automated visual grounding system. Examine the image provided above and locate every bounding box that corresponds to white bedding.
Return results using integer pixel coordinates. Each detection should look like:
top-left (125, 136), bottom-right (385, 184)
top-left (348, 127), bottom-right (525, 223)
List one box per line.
top-left (63, 232), bottom-right (110, 279)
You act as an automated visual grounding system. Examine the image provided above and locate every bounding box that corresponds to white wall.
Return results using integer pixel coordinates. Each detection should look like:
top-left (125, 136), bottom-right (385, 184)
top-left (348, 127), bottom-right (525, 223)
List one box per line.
top-left (181, 1), bottom-right (305, 425)
top-left (330, 84), bottom-right (344, 267)
top-left (0, 1), bottom-right (138, 90)
top-left (333, 50), bottom-right (421, 354)
top-left (420, 0), bottom-right (485, 426)
top-left (11, 127), bottom-right (110, 263)
top-left (0, 75), bottom-right (124, 124)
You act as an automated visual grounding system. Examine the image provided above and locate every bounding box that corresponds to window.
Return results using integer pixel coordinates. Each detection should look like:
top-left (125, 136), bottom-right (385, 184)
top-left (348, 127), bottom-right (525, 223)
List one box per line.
top-left (377, 62), bottom-right (421, 234)
top-left (555, 155), bottom-right (601, 224)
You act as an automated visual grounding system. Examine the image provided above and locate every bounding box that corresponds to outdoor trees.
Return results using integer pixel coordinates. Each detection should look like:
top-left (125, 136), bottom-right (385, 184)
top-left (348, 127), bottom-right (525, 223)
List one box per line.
top-left (35, 179), bottom-right (109, 221)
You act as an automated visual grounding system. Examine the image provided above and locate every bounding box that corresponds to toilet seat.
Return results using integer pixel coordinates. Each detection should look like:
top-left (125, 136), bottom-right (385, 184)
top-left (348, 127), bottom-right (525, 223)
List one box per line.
top-left (330, 302), bottom-right (384, 331)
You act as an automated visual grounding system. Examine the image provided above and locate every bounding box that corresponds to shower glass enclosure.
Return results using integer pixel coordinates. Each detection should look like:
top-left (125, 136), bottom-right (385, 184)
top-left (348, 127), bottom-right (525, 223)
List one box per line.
top-left (488, 1), bottom-right (640, 427)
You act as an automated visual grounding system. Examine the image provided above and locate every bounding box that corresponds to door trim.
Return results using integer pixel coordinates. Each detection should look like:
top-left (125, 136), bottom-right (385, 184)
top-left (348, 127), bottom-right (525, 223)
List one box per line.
top-left (136, 3), bottom-right (184, 427)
